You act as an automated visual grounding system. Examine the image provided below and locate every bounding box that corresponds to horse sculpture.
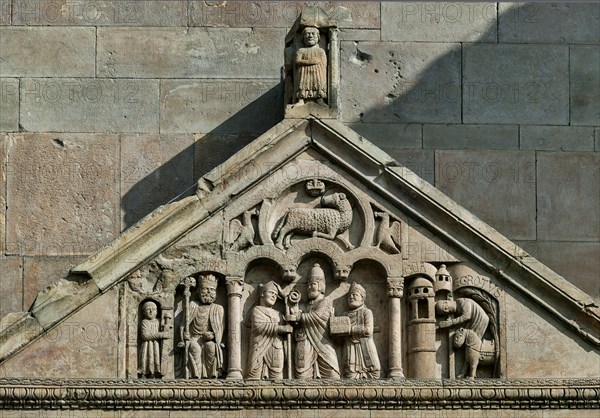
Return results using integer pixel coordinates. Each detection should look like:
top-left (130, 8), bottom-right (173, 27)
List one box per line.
top-left (272, 192), bottom-right (353, 249)
top-left (453, 327), bottom-right (496, 379)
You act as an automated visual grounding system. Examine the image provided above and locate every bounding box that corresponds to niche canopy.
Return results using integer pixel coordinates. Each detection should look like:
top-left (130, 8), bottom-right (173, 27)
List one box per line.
top-left (0, 6), bottom-right (598, 412)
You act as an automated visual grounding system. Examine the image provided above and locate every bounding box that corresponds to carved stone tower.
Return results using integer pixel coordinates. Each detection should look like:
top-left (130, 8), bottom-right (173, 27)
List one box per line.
top-left (406, 276), bottom-right (436, 378)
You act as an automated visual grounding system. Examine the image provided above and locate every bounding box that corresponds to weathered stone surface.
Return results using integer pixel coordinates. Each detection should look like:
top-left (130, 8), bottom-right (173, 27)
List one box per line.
top-left (0, 135), bottom-right (7, 251)
top-left (516, 241), bottom-right (600, 303)
top-left (499, 2), bottom-right (600, 44)
top-left (6, 133), bottom-right (120, 256)
top-left (348, 123), bottom-right (422, 149)
top-left (0, 27), bottom-right (95, 77)
top-left (194, 133), bottom-right (259, 179)
top-left (463, 44), bottom-right (569, 125)
top-left (435, 150), bottom-right (536, 240)
top-left (570, 45), bottom-right (600, 126)
top-left (20, 79), bottom-right (159, 133)
top-left (387, 149), bottom-right (435, 185)
top-left (121, 134), bottom-right (195, 229)
top-left (0, 79), bottom-right (19, 132)
top-left (340, 41), bottom-right (461, 123)
top-left (382, 2), bottom-right (496, 42)
top-left (537, 152), bottom-right (600, 241)
top-left (339, 29), bottom-right (380, 41)
top-left (0, 258), bottom-right (23, 318)
top-left (596, 128), bottom-right (600, 152)
top-left (23, 255), bottom-right (88, 311)
top-left (160, 79), bottom-right (282, 134)
top-left (98, 28), bottom-right (285, 78)
top-left (0, 313), bottom-right (43, 363)
top-left (12, 0), bottom-right (187, 26)
top-left (520, 126), bottom-right (595, 151)
top-left (189, 1), bottom-right (380, 28)
top-left (2, 288), bottom-right (118, 377)
top-left (0, 0), bottom-right (9, 24)
top-left (423, 124), bottom-right (519, 150)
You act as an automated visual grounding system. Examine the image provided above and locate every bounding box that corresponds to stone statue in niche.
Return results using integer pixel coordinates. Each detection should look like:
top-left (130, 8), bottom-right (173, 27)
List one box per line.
top-left (227, 208), bottom-right (259, 252)
top-left (272, 192), bottom-right (353, 250)
top-left (436, 287), bottom-right (499, 379)
top-left (333, 282), bottom-right (381, 379)
top-left (374, 211), bottom-right (401, 254)
top-left (245, 281), bottom-right (293, 380)
top-left (286, 263), bottom-right (340, 379)
top-left (138, 300), bottom-right (172, 378)
top-left (293, 26), bottom-right (327, 106)
top-left (178, 274), bottom-right (225, 379)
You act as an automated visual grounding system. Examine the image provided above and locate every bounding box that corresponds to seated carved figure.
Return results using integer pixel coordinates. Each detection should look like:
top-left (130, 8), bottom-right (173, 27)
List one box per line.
top-left (246, 281), bottom-right (293, 380)
top-left (178, 275), bottom-right (224, 379)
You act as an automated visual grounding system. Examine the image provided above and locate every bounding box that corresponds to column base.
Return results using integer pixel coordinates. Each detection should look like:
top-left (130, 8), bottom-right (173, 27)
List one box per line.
top-left (226, 369), bottom-right (243, 380)
top-left (388, 368), bottom-right (405, 379)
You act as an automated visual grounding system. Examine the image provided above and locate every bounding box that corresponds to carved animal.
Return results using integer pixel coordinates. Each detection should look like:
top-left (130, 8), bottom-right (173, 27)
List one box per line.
top-left (453, 328), bottom-right (495, 379)
top-left (228, 208), bottom-right (258, 252)
top-left (374, 212), bottom-right (401, 254)
top-left (272, 192), bottom-right (353, 249)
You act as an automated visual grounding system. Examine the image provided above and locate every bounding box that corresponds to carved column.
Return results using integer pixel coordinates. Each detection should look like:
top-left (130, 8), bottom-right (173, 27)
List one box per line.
top-left (225, 276), bottom-right (244, 379)
top-left (387, 277), bottom-right (405, 379)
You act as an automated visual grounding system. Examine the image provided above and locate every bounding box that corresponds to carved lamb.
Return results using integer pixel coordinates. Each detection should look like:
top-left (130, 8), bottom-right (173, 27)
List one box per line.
top-left (272, 192), bottom-right (353, 249)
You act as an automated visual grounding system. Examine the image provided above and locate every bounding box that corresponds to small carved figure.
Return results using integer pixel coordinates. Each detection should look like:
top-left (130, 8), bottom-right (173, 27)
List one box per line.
top-left (272, 192), bottom-right (353, 250)
top-left (453, 327), bottom-right (496, 379)
top-left (228, 208), bottom-right (259, 252)
top-left (341, 283), bottom-right (381, 379)
top-left (436, 298), bottom-right (489, 341)
top-left (138, 301), bottom-right (170, 378)
top-left (178, 274), bottom-right (225, 379)
top-left (287, 263), bottom-right (340, 379)
top-left (294, 26), bottom-right (327, 105)
top-left (282, 264), bottom-right (299, 282)
top-left (246, 281), bottom-right (293, 380)
top-left (374, 212), bottom-right (401, 254)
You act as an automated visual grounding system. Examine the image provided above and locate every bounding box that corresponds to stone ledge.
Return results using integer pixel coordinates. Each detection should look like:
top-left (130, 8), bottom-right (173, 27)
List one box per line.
top-left (0, 378), bottom-right (597, 410)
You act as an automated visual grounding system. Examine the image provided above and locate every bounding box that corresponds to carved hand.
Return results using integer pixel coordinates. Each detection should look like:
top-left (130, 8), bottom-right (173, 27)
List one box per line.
top-left (437, 319), bottom-right (453, 329)
top-left (183, 331), bottom-right (190, 340)
top-left (279, 325), bottom-right (294, 334)
top-left (202, 331), bottom-right (215, 341)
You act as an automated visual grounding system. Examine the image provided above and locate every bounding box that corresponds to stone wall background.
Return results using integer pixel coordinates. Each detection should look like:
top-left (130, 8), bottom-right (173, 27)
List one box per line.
top-left (0, 1), bottom-right (598, 324)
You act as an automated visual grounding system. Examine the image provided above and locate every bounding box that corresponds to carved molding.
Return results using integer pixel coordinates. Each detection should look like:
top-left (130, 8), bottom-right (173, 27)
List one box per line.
top-left (0, 379), bottom-right (597, 410)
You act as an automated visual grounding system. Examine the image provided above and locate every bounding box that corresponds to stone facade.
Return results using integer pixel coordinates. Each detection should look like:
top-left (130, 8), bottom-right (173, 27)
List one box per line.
top-left (0, 2), bottom-right (599, 416)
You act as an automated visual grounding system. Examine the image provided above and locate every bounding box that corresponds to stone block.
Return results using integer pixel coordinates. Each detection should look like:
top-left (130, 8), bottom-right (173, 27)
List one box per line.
top-left (12, 0), bottom-right (187, 26)
top-left (596, 128), bottom-right (600, 152)
top-left (423, 124), bottom-right (519, 150)
top-left (382, 2), bottom-right (496, 42)
top-left (537, 152), bottom-right (600, 241)
top-left (194, 133), bottom-right (259, 179)
top-left (386, 149), bottom-right (435, 185)
top-left (6, 133), bottom-right (120, 256)
top-left (0, 79), bottom-right (19, 132)
top-left (0, 0), bottom-right (10, 24)
top-left (463, 44), bottom-right (569, 125)
top-left (520, 126), bottom-right (594, 151)
top-left (121, 134), bottom-right (195, 229)
top-left (0, 312), bottom-right (43, 363)
top-left (97, 28), bottom-right (285, 78)
top-left (0, 27), bottom-right (95, 77)
top-left (347, 123), bottom-right (422, 149)
top-left (20, 78), bottom-right (159, 133)
top-left (340, 41), bottom-right (461, 124)
top-left (23, 255), bottom-right (88, 311)
top-left (189, 1), bottom-right (380, 28)
top-left (570, 45), bottom-right (600, 126)
top-left (516, 241), bottom-right (600, 303)
top-left (339, 29), bottom-right (380, 42)
top-left (499, 2), bottom-right (600, 44)
top-left (435, 150), bottom-right (536, 240)
top-left (160, 79), bottom-right (283, 134)
top-left (3, 288), bottom-right (118, 378)
top-left (0, 258), bottom-right (23, 318)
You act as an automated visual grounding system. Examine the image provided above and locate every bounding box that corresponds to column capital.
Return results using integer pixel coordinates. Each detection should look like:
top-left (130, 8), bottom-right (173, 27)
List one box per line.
top-left (387, 277), bottom-right (404, 298)
top-left (225, 276), bottom-right (244, 297)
